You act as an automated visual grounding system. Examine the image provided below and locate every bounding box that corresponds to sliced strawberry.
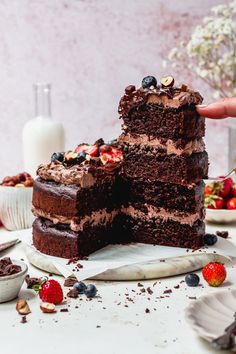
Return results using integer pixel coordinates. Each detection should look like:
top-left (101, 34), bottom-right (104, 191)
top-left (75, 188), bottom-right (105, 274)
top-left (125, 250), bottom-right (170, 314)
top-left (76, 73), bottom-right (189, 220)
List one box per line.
top-left (100, 147), bottom-right (123, 163)
top-left (226, 197), bottom-right (236, 210)
top-left (86, 145), bottom-right (99, 157)
top-left (75, 144), bottom-right (89, 154)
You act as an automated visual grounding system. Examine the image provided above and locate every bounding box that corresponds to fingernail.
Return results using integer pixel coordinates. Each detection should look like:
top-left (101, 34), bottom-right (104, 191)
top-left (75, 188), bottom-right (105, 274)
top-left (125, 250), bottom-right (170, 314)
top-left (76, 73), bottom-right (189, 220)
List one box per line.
top-left (196, 104), bottom-right (208, 108)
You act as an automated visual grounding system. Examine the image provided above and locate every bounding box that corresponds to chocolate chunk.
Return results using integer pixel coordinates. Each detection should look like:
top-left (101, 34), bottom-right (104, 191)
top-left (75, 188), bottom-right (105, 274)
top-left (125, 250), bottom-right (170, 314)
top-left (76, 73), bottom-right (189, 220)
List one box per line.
top-left (216, 231), bottom-right (229, 239)
top-left (63, 276), bottom-right (78, 287)
top-left (25, 275), bottom-right (41, 289)
top-left (67, 288), bottom-right (79, 299)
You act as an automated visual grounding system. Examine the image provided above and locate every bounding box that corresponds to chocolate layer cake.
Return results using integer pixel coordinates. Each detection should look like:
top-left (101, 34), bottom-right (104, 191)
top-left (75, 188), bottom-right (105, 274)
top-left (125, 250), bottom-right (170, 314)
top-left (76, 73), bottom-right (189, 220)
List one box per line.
top-left (32, 75), bottom-right (208, 258)
top-left (118, 75), bottom-right (208, 248)
top-left (32, 141), bottom-right (125, 258)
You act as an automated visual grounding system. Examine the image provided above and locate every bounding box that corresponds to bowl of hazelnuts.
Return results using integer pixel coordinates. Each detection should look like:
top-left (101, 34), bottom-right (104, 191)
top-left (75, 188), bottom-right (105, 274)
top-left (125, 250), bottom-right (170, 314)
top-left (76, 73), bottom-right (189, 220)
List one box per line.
top-left (0, 172), bottom-right (35, 230)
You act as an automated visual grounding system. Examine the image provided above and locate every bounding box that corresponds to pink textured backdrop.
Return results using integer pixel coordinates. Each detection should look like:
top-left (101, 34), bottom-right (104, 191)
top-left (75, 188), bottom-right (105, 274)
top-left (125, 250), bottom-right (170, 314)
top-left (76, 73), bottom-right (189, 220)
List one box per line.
top-left (0, 0), bottom-right (228, 179)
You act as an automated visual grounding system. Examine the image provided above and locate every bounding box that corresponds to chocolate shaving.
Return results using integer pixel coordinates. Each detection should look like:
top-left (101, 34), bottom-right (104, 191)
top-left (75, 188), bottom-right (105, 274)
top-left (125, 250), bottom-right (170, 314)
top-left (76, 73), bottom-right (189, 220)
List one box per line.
top-left (216, 230), bottom-right (229, 239)
top-left (25, 275), bottom-right (41, 289)
top-left (67, 288), bottom-right (79, 299)
top-left (0, 257), bottom-right (22, 277)
top-left (63, 276), bottom-right (77, 287)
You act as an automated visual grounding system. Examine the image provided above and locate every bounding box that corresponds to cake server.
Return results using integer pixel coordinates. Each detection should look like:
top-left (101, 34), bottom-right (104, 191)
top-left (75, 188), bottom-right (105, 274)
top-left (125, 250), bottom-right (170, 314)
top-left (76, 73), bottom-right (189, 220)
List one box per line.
top-left (0, 239), bottom-right (21, 253)
top-left (207, 168), bottom-right (236, 182)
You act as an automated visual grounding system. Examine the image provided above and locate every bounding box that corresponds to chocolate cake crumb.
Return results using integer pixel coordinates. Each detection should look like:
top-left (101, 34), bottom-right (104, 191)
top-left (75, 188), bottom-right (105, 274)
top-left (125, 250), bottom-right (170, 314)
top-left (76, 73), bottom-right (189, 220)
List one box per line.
top-left (96, 325), bottom-right (101, 328)
top-left (188, 296), bottom-right (197, 300)
top-left (137, 283), bottom-right (143, 287)
top-left (163, 289), bottom-right (172, 294)
top-left (60, 309), bottom-right (69, 312)
top-left (147, 287), bottom-right (153, 295)
top-left (216, 230), bottom-right (229, 239)
top-left (140, 288), bottom-right (146, 293)
top-left (67, 288), bottom-right (79, 298)
top-left (145, 308), bottom-right (150, 313)
top-left (174, 285), bottom-right (180, 289)
top-left (21, 316), bottom-right (27, 324)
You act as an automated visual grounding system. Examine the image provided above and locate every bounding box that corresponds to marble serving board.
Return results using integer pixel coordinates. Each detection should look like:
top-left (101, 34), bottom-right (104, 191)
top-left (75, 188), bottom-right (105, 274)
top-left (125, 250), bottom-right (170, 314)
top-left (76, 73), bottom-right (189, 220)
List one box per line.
top-left (24, 243), bottom-right (225, 281)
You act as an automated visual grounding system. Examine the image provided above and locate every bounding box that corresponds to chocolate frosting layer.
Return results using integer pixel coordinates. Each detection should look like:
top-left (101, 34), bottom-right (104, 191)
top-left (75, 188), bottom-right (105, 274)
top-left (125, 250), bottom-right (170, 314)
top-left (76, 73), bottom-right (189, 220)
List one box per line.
top-left (37, 161), bottom-right (121, 187)
top-left (118, 84), bottom-right (203, 118)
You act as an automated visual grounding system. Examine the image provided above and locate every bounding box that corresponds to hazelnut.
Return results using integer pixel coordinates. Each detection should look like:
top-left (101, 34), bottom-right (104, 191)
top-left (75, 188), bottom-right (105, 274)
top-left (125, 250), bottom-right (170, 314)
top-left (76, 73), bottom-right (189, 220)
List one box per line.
top-left (16, 299), bottom-right (31, 315)
top-left (160, 76), bottom-right (175, 88)
top-left (40, 302), bottom-right (56, 313)
top-left (23, 179), bottom-right (33, 187)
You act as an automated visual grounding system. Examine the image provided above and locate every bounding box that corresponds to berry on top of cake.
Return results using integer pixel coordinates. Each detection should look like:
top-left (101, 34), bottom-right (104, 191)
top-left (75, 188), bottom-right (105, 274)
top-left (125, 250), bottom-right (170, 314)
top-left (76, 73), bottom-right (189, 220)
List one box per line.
top-left (36, 138), bottom-right (123, 187)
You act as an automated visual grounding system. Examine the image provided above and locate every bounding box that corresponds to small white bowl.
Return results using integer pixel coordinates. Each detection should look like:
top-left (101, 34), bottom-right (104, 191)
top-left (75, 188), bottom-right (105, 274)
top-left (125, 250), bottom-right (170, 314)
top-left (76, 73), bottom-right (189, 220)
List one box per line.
top-left (206, 208), bottom-right (236, 224)
top-left (0, 259), bottom-right (28, 303)
top-left (0, 186), bottom-right (35, 230)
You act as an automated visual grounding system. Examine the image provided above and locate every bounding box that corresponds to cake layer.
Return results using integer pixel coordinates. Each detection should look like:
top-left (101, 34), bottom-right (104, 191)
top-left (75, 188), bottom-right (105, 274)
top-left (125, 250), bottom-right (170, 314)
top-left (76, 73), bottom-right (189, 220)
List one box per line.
top-left (119, 133), bottom-right (205, 156)
top-left (118, 83), bottom-right (205, 140)
top-left (126, 178), bottom-right (205, 213)
top-left (116, 212), bottom-right (205, 249)
top-left (121, 105), bottom-right (205, 140)
top-left (122, 145), bottom-right (208, 184)
top-left (33, 217), bottom-right (120, 259)
top-left (33, 177), bottom-right (125, 220)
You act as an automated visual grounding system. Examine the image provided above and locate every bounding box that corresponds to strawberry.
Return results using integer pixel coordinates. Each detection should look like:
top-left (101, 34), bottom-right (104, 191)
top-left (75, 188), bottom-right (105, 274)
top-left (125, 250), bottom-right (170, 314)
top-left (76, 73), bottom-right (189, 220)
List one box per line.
top-left (75, 144), bottom-right (98, 157)
top-left (100, 147), bottom-right (123, 163)
top-left (34, 279), bottom-right (63, 304)
top-left (211, 177), bottom-right (233, 198)
top-left (232, 183), bottom-right (236, 197)
top-left (202, 262), bottom-right (226, 287)
top-left (204, 184), bottom-right (214, 196)
top-left (226, 197), bottom-right (236, 210)
top-left (204, 194), bottom-right (224, 209)
top-left (75, 144), bottom-right (89, 154)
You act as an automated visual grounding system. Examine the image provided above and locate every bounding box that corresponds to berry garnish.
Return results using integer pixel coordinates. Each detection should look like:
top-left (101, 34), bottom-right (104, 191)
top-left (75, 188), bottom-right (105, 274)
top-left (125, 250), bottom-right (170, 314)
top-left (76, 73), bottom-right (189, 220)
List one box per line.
top-left (202, 262), bottom-right (226, 287)
top-left (204, 233), bottom-right (218, 246)
top-left (227, 197), bottom-right (236, 210)
top-left (75, 152), bottom-right (87, 163)
top-left (141, 76), bottom-right (157, 89)
top-left (73, 281), bottom-right (86, 294)
top-left (185, 273), bottom-right (200, 287)
top-left (100, 147), bottom-right (123, 164)
top-left (84, 284), bottom-right (97, 298)
top-left (34, 279), bottom-right (63, 304)
top-left (51, 152), bottom-right (64, 163)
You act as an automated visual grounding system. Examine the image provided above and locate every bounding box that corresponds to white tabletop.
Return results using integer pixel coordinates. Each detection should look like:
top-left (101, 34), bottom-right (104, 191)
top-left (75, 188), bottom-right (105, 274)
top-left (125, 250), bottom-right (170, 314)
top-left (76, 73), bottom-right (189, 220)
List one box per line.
top-left (0, 223), bottom-right (236, 354)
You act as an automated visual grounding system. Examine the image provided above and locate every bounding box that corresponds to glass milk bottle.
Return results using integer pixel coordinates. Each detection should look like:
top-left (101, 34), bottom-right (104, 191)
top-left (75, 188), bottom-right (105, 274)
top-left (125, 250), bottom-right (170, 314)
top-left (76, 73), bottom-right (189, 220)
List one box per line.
top-left (23, 83), bottom-right (65, 178)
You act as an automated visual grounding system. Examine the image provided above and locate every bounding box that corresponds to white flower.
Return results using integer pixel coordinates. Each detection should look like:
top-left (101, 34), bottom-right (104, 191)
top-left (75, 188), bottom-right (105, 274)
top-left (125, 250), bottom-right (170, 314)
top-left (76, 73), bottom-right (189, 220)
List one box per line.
top-left (166, 0), bottom-right (236, 97)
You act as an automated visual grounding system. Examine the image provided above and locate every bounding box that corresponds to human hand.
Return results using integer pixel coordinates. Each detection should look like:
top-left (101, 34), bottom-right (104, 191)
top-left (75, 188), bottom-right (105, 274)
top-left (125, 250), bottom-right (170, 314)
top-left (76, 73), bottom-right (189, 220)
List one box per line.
top-left (197, 98), bottom-right (236, 118)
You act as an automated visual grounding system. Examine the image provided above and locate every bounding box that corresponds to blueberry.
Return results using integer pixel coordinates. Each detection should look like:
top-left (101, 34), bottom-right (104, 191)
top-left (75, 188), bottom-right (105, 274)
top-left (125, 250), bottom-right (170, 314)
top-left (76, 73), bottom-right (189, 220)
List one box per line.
top-left (73, 281), bottom-right (86, 294)
top-left (51, 152), bottom-right (64, 162)
top-left (185, 273), bottom-right (200, 287)
top-left (204, 233), bottom-right (218, 246)
top-left (75, 152), bottom-right (87, 163)
top-left (84, 284), bottom-right (97, 298)
top-left (141, 76), bottom-right (157, 89)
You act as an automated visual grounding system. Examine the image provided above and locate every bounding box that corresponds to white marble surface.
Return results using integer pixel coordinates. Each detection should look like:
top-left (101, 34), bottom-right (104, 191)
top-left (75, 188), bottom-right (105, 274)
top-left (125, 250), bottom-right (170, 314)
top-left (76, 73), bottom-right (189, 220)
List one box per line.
top-left (0, 223), bottom-right (236, 354)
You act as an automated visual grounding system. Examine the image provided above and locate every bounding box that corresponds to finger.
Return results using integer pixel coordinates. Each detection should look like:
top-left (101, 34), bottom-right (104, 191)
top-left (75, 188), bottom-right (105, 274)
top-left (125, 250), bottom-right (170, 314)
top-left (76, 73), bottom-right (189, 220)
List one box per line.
top-left (196, 98), bottom-right (236, 118)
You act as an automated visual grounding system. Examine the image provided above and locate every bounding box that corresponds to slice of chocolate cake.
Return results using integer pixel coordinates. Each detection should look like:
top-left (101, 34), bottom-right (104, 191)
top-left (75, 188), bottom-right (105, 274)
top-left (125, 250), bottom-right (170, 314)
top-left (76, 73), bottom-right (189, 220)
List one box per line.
top-left (32, 140), bottom-right (125, 258)
top-left (118, 75), bottom-right (208, 248)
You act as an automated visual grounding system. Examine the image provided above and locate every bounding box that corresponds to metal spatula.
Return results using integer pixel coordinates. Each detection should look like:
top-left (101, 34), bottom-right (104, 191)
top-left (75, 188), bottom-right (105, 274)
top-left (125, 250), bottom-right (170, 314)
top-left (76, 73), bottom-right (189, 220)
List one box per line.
top-left (206, 168), bottom-right (236, 182)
